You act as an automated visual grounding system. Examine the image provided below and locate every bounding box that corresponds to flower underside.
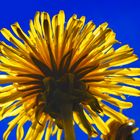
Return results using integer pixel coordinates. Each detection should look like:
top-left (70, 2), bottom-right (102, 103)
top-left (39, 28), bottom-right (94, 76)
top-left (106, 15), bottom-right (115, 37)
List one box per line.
top-left (101, 119), bottom-right (138, 140)
top-left (0, 10), bottom-right (140, 140)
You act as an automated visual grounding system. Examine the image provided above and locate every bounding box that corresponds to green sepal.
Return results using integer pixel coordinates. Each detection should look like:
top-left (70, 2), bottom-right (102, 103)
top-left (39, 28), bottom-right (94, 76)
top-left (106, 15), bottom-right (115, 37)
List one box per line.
top-left (73, 104), bottom-right (98, 137)
top-left (35, 103), bottom-right (44, 126)
top-left (55, 119), bottom-right (64, 129)
top-left (88, 97), bottom-right (103, 113)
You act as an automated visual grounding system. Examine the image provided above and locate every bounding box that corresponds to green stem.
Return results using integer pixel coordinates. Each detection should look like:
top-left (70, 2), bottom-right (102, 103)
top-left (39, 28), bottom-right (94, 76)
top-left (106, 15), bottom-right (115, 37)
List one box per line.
top-left (61, 104), bottom-right (76, 140)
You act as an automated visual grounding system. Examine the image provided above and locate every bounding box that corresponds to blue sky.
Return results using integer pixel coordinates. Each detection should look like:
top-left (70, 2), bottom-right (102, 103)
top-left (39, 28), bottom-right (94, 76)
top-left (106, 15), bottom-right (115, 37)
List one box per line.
top-left (0, 0), bottom-right (140, 139)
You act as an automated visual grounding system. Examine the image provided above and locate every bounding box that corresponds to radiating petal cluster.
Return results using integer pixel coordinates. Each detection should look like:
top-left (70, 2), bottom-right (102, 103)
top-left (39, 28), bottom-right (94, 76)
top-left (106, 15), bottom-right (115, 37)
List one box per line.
top-left (0, 10), bottom-right (140, 140)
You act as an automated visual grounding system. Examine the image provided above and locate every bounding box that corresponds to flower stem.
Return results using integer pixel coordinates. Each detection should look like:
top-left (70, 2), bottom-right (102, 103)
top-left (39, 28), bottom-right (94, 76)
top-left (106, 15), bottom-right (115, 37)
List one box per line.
top-left (61, 104), bottom-right (76, 140)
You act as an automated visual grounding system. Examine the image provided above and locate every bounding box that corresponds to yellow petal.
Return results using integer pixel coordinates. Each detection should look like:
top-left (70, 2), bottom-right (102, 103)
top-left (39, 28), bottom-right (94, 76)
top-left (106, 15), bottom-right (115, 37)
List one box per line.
top-left (85, 106), bottom-right (110, 135)
top-left (29, 20), bottom-right (38, 38)
top-left (83, 110), bottom-right (94, 124)
top-left (3, 113), bottom-right (24, 140)
top-left (51, 125), bottom-right (58, 136)
top-left (110, 55), bottom-right (138, 67)
top-left (24, 121), bottom-right (37, 140)
top-left (0, 85), bottom-right (14, 92)
top-left (11, 22), bottom-right (34, 46)
top-left (45, 120), bottom-right (53, 140)
top-left (101, 103), bottom-right (128, 123)
top-left (0, 75), bottom-right (36, 84)
top-left (0, 28), bottom-right (26, 52)
top-left (34, 12), bottom-right (43, 37)
top-left (56, 129), bottom-right (63, 140)
top-left (16, 116), bottom-right (27, 140)
top-left (90, 88), bottom-right (133, 109)
top-left (106, 77), bottom-right (140, 87)
top-left (116, 68), bottom-right (140, 76)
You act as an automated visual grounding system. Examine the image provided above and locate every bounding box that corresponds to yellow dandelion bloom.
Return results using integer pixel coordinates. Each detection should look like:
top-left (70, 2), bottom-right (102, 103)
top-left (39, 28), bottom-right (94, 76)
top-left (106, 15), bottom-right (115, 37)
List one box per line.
top-left (0, 10), bottom-right (140, 140)
top-left (101, 119), bottom-right (138, 140)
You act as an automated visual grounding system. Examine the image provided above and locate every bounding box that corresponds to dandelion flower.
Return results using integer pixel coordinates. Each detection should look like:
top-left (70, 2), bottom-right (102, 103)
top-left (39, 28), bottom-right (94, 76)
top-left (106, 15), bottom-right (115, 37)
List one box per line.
top-left (101, 119), bottom-right (138, 140)
top-left (0, 10), bottom-right (140, 140)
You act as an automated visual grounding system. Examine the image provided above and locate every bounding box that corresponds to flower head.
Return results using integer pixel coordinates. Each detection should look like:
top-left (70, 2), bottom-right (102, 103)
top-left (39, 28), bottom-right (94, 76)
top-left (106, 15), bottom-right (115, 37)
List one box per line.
top-left (101, 119), bottom-right (138, 140)
top-left (0, 10), bottom-right (140, 140)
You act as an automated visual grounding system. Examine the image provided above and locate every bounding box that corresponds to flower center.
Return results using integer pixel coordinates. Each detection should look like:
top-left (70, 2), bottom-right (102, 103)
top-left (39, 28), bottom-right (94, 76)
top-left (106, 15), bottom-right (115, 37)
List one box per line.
top-left (40, 73), bottom-right (102, 129)
top-left (42, 73), bottom-right (85, 117)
